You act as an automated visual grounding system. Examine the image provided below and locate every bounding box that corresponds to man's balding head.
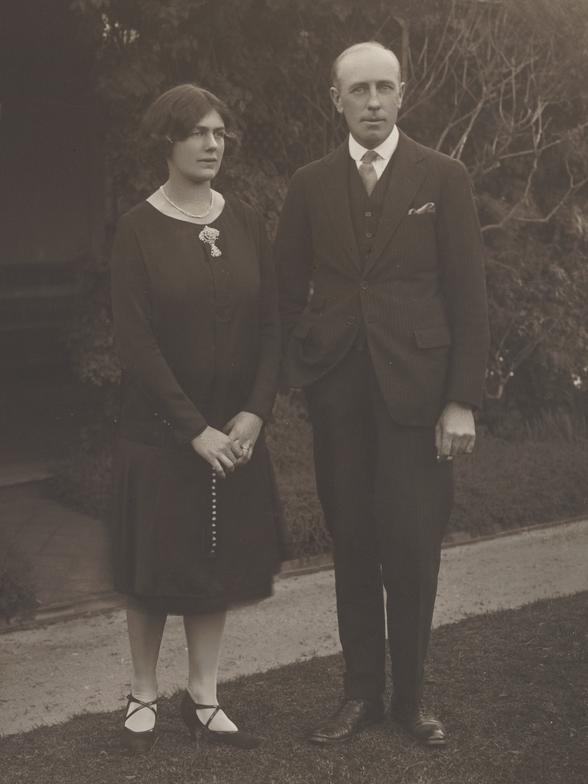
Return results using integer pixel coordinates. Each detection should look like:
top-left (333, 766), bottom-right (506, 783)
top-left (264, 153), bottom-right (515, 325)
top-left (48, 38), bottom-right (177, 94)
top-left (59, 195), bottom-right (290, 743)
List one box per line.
top-left (331, 42), bottom-right (402, 89)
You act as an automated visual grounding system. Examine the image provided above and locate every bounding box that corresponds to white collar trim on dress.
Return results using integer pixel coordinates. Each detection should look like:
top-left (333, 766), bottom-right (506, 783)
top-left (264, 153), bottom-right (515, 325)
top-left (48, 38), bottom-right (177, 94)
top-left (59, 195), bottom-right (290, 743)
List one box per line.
top-left (147, 188), bottom-right (225, 224)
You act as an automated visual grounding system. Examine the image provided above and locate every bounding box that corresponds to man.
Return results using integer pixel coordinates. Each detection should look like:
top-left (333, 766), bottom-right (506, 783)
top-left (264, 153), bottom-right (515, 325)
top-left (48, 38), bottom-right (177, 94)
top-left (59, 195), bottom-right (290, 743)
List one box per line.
top-left (275, 42), bottom-right (489, 747)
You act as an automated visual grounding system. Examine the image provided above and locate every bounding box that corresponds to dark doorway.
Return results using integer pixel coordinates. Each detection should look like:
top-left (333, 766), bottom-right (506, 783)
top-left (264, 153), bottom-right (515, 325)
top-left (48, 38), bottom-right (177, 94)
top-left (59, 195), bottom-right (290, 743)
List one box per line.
top-left (0, 1), bottom-right (103, 474)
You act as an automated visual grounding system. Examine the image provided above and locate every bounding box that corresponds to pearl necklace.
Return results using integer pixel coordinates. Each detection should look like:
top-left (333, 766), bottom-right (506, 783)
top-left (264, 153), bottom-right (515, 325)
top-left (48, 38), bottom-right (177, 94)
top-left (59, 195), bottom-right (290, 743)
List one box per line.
top-left (159, 185), bottom-right (213, 219)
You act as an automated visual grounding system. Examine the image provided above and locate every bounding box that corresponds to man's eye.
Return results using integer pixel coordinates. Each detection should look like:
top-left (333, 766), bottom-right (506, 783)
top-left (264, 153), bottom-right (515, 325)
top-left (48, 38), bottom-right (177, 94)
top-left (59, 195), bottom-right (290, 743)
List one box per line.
top-left (190, 130), bottom-right (205, 137)
top-left (214, 130), bottom-right (226, 140)
top-left (352, 86), bottom-right (366, 94)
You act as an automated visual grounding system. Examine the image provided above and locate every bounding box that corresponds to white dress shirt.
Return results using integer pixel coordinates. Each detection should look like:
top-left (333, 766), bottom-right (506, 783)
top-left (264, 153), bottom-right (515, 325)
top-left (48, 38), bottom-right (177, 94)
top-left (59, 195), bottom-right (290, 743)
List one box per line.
top-left (348, 126), bottom-right (399, 180)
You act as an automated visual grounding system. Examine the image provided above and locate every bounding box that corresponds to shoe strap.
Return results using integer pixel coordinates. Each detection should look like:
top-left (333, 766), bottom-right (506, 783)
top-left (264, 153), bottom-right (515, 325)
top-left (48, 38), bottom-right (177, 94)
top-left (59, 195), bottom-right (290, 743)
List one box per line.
top-left (191, 701), bottom-right (221, 729)
top-left (125, 693), bottom-right (158, 721)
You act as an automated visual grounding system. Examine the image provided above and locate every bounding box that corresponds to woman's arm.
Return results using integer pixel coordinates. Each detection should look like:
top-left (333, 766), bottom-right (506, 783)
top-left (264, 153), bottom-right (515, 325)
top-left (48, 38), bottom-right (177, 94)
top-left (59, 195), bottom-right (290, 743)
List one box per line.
top-left (110, 216), bottom-right (208, 443)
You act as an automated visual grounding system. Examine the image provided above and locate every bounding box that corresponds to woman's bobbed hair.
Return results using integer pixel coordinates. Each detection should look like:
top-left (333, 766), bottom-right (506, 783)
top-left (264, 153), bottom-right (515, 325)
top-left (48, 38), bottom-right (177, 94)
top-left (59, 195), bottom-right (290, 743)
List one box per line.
top-left (140, 83), bottom-right (234, 164)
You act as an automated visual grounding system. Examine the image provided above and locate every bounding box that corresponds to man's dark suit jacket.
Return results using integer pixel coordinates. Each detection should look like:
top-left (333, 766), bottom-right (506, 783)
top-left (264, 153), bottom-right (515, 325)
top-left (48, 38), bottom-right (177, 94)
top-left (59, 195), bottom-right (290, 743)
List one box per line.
top-left (275, 131), bottom-right (490, 426)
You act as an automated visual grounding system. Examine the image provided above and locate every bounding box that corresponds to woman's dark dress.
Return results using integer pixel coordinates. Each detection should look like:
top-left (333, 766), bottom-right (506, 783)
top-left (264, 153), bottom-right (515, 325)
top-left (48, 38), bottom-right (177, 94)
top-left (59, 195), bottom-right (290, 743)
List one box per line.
top-left (110, 197), bottom-right (283, 613)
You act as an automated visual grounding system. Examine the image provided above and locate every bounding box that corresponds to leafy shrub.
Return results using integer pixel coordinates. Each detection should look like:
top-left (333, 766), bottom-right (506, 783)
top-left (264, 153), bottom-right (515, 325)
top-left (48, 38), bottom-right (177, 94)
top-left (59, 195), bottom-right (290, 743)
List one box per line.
top-left (452, 430), bottom-right (588, 538)
top-left (266, 391), bottom-right (331, 559)
top-left (51, 420), bottom-right (115, 520)
top-left (70, 0), bottom-right (588, 413)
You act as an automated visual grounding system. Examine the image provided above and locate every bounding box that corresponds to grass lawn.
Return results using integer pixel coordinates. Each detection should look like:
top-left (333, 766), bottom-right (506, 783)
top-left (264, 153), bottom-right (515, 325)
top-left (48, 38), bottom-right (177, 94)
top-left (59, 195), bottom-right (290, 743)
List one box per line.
top-left (2, 592), bottom-right (586, 784)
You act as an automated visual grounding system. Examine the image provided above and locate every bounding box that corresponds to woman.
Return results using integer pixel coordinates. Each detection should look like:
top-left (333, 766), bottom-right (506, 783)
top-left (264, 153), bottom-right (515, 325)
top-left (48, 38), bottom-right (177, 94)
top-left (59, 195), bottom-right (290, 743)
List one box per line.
top-left (110, 84), bottom-right (283, 753)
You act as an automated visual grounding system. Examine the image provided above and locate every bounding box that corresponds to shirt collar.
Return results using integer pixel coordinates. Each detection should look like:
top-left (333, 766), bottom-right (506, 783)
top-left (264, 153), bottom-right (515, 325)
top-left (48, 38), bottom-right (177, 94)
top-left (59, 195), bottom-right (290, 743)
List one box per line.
top-left (348, 125), bottom-right (399, 163)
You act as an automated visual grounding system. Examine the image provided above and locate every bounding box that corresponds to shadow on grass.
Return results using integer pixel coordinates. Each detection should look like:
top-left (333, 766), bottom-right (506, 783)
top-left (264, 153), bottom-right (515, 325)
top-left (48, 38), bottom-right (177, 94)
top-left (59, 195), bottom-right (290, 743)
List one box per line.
top-left (1, 593), bottom-right (586, 784)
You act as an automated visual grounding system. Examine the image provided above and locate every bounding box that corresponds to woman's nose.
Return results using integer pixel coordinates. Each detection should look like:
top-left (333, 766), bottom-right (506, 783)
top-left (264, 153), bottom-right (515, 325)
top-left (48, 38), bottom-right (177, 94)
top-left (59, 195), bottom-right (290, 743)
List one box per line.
top-left (205, 132), bottom-right (219, 149)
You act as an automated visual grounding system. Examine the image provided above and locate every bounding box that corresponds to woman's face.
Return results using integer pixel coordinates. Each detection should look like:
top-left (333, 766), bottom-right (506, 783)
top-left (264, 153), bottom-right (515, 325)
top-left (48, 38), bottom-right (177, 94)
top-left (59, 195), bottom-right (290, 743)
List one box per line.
top-left (167, 109), bottom-right (226, 184)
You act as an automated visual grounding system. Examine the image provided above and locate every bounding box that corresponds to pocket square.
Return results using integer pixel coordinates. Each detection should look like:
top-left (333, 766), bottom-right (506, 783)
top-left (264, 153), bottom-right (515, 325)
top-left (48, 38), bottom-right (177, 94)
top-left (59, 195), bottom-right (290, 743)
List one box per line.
top-left (408, 202), bottom-right (436, 215)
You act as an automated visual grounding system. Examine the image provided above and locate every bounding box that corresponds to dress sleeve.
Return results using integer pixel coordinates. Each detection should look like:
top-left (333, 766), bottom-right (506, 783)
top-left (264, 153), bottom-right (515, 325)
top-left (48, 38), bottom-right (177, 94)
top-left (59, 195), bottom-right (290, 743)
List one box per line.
top-left (243, 214), bottom-right (281, 421)
top-left (110, 216), bottom-right (208, 442)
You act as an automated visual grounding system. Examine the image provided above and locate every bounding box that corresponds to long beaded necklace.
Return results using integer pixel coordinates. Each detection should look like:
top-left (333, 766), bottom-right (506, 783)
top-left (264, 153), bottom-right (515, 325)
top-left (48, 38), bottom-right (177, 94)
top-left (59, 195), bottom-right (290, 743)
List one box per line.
top-left (209, 469), bottom-right (218, 559)
top-left (159, 185), bottom-right (213, 219)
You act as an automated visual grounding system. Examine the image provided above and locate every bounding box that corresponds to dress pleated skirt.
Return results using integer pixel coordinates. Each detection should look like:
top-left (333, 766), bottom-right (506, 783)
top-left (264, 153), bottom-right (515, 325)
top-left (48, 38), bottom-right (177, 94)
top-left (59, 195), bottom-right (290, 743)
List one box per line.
top-left (111, 433), bottom-right (284, 614)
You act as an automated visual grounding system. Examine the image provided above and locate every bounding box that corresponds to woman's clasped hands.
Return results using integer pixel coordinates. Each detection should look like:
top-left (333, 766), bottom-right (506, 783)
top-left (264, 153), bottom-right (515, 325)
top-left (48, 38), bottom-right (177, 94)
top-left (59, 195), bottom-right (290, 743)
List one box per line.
top-left (191, 411), bottom-right (263, 478)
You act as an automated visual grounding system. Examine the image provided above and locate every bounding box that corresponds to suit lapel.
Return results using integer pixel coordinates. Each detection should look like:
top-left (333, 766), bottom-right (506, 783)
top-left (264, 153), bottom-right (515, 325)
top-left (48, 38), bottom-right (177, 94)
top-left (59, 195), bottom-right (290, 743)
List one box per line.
top-left (365, 132), bottom-right (427, 275)
top-left (320, 143), bottom-right (361, 272)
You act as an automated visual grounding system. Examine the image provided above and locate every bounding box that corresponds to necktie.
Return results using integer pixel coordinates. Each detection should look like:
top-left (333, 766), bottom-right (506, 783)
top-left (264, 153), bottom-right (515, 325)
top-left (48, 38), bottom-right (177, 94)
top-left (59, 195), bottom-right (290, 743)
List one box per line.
top-left (358, 150), bottom-right (380, 196)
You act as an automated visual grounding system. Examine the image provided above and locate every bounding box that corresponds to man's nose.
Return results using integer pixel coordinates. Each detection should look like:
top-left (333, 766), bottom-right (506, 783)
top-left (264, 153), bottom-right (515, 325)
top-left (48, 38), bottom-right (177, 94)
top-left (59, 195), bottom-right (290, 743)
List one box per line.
top-left (367, 86), bottom-right (381, 108)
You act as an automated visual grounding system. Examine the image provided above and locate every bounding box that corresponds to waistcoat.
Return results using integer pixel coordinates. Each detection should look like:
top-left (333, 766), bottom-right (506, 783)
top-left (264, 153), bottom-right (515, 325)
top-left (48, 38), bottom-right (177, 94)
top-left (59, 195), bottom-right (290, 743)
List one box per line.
top-left (348, 153), bottom-right (394, 264)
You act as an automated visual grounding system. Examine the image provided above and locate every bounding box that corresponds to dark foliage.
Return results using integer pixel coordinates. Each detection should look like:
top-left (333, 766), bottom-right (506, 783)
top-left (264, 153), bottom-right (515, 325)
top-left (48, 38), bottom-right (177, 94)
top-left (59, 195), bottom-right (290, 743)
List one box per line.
top-left (46, 0), bottom-right (588, 591)
top-left (66, 0), bottom-right (588, 412)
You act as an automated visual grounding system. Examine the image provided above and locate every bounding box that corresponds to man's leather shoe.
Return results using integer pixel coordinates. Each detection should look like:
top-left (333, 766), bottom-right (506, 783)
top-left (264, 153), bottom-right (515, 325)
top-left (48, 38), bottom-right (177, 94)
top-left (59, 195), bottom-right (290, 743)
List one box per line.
top-left (391, 703), bottom-right (447, 747)
top-left (309, 698), bottom-right (384, 745)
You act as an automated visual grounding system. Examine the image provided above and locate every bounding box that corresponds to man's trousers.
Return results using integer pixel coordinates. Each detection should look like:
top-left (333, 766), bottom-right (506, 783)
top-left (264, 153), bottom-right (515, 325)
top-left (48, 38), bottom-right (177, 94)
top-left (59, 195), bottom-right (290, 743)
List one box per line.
top-left (305, 345), bottom-right (453, 706)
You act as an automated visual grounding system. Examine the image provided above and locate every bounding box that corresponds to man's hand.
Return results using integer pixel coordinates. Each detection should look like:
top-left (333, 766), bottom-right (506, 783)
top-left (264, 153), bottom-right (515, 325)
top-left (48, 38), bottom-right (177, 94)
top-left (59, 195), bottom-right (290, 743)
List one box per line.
top-left (223, 411), bottom-right (263, 466)
top-left (191, 426), bottom-right (243, 478)
top-left (435, 402), bottom-right (476, 460)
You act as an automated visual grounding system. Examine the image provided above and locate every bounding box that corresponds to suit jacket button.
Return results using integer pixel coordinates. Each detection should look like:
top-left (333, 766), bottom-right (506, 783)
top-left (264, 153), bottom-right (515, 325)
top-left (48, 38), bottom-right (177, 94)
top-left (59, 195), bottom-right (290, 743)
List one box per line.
top-left (360, 281), bottom-right (369, 291)
top-left (345, 316), bottom-right (356, 326)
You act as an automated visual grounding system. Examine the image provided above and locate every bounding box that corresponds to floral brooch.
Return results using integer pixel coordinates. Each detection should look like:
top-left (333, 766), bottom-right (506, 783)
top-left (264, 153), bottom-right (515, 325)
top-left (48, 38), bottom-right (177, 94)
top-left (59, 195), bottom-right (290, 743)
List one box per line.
top-left (199, 226), bottom-right (222, 258)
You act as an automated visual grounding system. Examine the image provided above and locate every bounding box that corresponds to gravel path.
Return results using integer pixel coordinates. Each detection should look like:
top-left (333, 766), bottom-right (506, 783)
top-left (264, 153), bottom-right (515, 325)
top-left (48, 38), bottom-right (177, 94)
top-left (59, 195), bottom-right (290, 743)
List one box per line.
top-left (1, 519), bottom-right (586, 737)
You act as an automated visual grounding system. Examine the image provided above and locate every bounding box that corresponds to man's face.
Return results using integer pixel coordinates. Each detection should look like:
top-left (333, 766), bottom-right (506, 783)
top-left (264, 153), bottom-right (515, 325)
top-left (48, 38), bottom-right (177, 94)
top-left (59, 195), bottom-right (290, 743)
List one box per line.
top-left (330, 48), bottom-right (404, 149)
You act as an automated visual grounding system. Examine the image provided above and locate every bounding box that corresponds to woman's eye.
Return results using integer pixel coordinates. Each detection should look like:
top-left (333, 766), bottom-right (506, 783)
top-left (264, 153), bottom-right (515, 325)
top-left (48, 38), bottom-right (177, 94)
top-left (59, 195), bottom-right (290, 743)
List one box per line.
top-left (190, 129), bottom-right (225, 141)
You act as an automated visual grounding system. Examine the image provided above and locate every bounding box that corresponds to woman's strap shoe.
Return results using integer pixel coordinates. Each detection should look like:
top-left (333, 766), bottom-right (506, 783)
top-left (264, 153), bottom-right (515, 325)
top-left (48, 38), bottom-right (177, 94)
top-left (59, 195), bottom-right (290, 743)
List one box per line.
top-left (180, 691), bottom-right (261, 749)
top-left (123, 694), bottom-right (158, 753)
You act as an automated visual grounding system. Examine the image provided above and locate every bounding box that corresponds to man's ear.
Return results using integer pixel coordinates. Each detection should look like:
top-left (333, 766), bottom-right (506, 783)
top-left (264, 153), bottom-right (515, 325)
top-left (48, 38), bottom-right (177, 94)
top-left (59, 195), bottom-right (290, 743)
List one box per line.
top-left (330, 85), bottom-right (343, 114)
